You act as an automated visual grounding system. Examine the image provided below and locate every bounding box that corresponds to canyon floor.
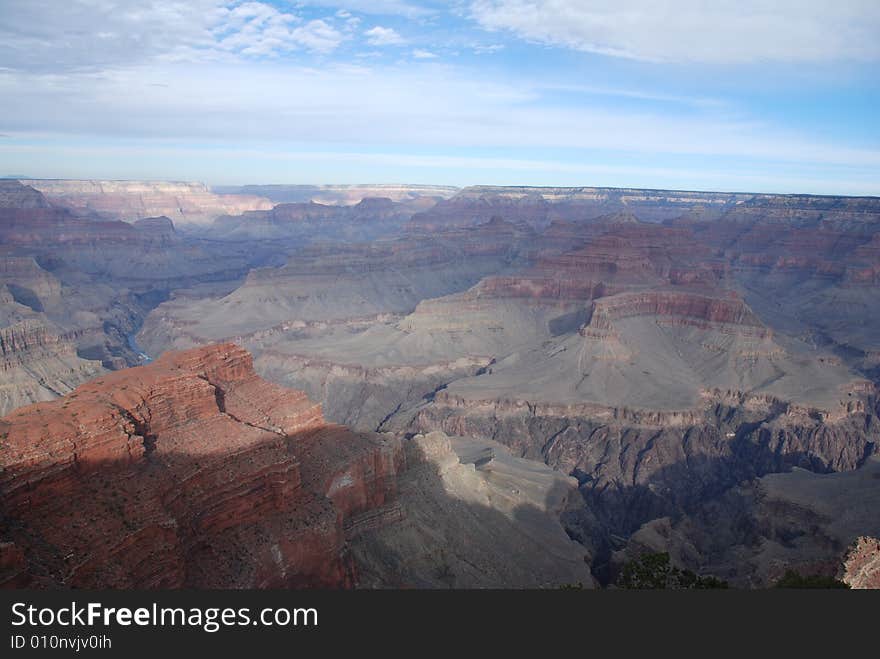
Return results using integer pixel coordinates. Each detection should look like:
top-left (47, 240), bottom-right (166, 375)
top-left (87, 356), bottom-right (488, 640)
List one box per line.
top-left (1, 180), bottom-right (879, 588)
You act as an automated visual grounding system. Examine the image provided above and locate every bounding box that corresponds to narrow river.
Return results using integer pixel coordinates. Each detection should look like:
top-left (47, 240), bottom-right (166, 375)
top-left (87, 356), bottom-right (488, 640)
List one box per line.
top-left (126, 330), bottom-right (153, 364)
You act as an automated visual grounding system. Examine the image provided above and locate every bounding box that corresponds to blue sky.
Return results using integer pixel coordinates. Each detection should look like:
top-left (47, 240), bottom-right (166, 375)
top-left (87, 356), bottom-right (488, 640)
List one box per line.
top-left (0, 0), bottom-right (878, 194)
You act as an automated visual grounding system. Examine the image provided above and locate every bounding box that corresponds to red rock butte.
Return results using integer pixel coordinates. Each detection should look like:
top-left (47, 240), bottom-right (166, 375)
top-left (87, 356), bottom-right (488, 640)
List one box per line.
top-left (0, 344), bottom-right (402, 589)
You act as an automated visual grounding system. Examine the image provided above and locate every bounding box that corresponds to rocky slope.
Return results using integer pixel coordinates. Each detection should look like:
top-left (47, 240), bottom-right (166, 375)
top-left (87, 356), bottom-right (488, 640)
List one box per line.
top-left (671, 193), bottom-right (880, 375)
top-left (0, 181), bottom-right (294, 412)
top-left (612, 457), bottom-right (880, 587)
top-left (0, 344), bottom-right (402, 588)
top-left (389, 215), bottom-right (880, 569)
top-left (139, 234), bottom-right (523, 346)
top-left (208, 197), bottom-right (434, 243)
top-left (351, 432), bottom-right (595, 588)
top-left (0, 318), bottom-right (104, 415)
top-left (5, 180), bottom-right (880, 586)
top-left (136, 218), bottom-right (541, 429)
top-left (0, 181), bottom-right (261, 288)
top-left (0, 344), bottom-right (597, 589)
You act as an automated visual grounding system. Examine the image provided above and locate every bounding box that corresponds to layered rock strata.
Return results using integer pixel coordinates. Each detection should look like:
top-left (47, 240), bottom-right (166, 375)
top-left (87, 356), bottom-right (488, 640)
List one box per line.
top-left (20, 180), bottom-right (272, 226)
top-left (0, 344), bottom-right (402, 588)
top-left (0, 319), bottom-right (104, 415)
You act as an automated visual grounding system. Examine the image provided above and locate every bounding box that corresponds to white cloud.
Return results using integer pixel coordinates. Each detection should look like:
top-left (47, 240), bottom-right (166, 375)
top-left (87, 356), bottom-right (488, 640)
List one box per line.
top-left (469, 0), bottom-right (880, 63)
top-left (1, 61), bottom-right (877, 173)
top-left (472, 43), bottom-right (504, 55)
top-left (412, 49), bottom-right (438, 59)
top-left (289, 20), bottom-right (345, 53)
top-left (0, 0), bottom-right (345, 71)
top-left (0, 0), bottom-right (219, 71)
top-left (298, 1), bottom-right (435, 19)
top-left (364, 26), bottom-right (406, 46)
top-left (216, 7), bottom-right (345, 55)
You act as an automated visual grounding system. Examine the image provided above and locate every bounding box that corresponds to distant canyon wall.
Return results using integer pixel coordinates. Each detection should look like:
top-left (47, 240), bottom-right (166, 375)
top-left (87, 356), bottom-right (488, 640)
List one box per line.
top-left (20, 179), bottom-right (273, 226)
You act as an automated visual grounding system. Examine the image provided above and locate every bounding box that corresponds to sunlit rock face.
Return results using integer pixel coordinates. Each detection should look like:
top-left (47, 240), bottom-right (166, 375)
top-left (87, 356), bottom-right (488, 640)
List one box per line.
top-left (0, 344), bottom-right (402, 589)
top-left (20, 179), bottom-right (273, 226)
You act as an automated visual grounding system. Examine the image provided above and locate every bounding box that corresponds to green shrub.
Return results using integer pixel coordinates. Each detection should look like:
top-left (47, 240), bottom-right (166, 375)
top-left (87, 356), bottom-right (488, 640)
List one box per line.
top-left (616, 552), bottom-right (729, 589)
top-left (773, 570), bottom-right (849, 589)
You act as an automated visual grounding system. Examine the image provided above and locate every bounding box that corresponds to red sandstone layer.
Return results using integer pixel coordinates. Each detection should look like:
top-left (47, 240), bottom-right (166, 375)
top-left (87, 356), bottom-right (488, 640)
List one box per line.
top-left (0, 344), bottom-right (402, 589)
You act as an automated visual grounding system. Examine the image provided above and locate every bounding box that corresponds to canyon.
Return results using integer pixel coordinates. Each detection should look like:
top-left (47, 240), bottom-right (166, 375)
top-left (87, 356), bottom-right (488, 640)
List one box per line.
top-left (0, 344), bottom-right (589, 588)
top-left (1, 180), bottom-right (878, 588)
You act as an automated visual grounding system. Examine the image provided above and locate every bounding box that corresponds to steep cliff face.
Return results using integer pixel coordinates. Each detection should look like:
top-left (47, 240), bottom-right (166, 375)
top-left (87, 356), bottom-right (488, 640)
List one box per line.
top-left (209, 197), bottom-right (424, 242)
top-left (848, 233), bottom-right (880, 285)
top-left (0, 205), bottom-right (142, 247)
top-left (407, 283), bottom-right (877, 544)
top-left (473, 222), bottom-right (721, 306)
top-left (0, 257), bottom-right (63, 317)
top-left (413, 395), bottom-right (880, 543)
top-left (20, 179), bottom-right (273, 226)
top-left (407, 185), bottom-right (755, 231)
top-left (0, 319), bottom-right (105, 415)
top-left (409, 191), bottom-right (556, 231)
top-left (0, 249), bottom-right (108, 415)
top-left (0, 181), bottom-right (50, 209)
top-left (350, 432), bottom-right (596, 588)
top-left (584, 290), bottom-right (767, 334)
top-left (0, 181), bottom-right (288, 401)
top-left (0, 183), bottom-right (252, 286)
top-left (0, 344), bottom-right (402, 589)
top-left (670, 194), bottom-right (880, 374)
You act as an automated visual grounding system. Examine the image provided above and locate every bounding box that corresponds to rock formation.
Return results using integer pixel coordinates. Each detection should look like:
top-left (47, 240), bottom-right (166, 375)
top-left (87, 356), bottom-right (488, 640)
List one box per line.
top-left (20, 179), bottom-right (273, 226)
top-left (208, 197), bottom-right (431, 243)
top-left (4, 180), bottom-right (880, 587)
top-left (0, 344), bottom-right (598, 589)
top-left (0, 344), bottom-right (402, 588)
top-left (0, 319), bottom-right (104, 415)
top-left (350, 432), bottom-right (595, 588)
top-left (407, 185), bottom-right (752, 231)
top-left (612, 457), bottom-right (880, 587)
top-left (214, 183), bottom-right (458, 205)
top-left (840, 537), bottom-right (880, 589)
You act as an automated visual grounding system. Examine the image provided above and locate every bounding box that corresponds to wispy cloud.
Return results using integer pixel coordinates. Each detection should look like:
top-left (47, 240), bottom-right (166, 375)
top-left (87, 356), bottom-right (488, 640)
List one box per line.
top-left (472, 43), bottom-right (504, 55)
top-left (1, 62), bottom-right (876, 171)
top-left (469, 0), bottom-right (880, 63)
top-left (298, 1), bottom-right (437, 19)
top-left (536, 82), bottom-right (725, 109)
top-left (364, 26), bottom-right (406, 46)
